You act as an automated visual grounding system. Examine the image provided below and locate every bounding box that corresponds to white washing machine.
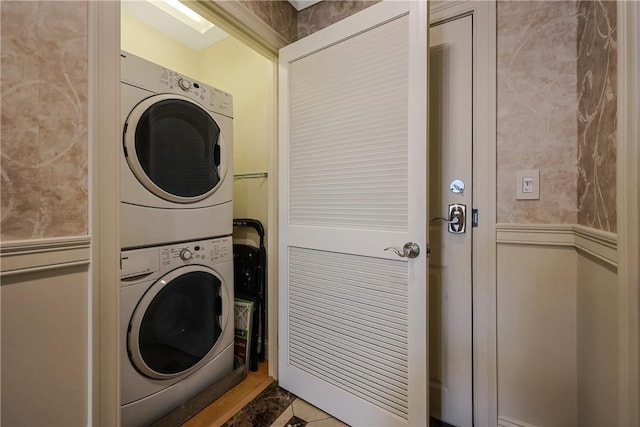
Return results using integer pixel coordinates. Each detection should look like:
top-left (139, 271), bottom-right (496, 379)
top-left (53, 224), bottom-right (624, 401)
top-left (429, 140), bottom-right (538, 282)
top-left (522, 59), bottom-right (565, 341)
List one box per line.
top-left (120, 51), bottom-right (233, 249)
top-left (120, 236), bottom-right (234, 427)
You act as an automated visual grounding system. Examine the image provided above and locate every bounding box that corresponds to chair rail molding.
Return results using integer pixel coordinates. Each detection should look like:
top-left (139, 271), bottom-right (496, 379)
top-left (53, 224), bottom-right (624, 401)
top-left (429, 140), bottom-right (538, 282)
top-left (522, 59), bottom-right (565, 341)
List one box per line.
top-left (0, 236), bottom-right (91, 277)
top-left (496, 223), bottom-right (617, 268)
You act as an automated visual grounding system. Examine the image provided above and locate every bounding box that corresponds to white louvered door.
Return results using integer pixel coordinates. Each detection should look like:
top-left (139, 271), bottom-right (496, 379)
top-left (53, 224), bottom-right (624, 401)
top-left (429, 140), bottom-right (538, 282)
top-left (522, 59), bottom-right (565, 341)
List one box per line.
top-left (278, 2), bottom-right (429, 426)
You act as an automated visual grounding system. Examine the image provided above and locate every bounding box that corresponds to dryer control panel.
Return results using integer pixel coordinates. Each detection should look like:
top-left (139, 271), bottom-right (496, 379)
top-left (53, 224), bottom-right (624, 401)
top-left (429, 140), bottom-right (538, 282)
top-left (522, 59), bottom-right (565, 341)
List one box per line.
top-left (120, 50), bottom-right (233, 118)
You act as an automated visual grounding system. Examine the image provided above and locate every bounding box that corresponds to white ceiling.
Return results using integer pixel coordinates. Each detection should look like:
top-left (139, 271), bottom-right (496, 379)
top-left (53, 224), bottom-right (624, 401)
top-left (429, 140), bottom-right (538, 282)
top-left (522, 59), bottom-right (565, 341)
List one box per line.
top-left (288, 0), bottom-right (323, 11)
top-left (121, 1), bottom-right (229, 51)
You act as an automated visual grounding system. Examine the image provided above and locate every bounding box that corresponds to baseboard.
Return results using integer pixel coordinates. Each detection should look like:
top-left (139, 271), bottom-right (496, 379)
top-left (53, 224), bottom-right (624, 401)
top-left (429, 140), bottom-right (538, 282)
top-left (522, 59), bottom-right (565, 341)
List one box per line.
top-left (498, 415), bottom-right (538, 427)
top-left (0, 235), bottom-right (91, 277)
top-left (497, 224), bottom-right (617, 268)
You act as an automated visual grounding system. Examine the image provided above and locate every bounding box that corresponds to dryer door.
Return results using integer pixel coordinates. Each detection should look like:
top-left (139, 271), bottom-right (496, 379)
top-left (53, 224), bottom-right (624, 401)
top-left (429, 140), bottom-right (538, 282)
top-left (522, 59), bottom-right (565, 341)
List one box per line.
top-left (128, 265), bottom-right (230, 380)
top-left (123, 94), bottom-right (229, 203)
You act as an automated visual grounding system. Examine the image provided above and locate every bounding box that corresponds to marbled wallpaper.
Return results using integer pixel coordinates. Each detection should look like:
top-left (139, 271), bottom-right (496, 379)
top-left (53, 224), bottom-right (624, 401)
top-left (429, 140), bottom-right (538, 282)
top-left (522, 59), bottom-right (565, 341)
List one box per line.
top-left (497, 1), bottom-right (578, 224)
top-left (577, 0), bottom-right (617, 232)
top-left (241, 1), bottom-right (297, 43)
top-left (297, 1), bottom-right (380, 39)
top-left (1, 1), bottom-right (88, 240)
top-left (238, 0), bottom-right (378, 41)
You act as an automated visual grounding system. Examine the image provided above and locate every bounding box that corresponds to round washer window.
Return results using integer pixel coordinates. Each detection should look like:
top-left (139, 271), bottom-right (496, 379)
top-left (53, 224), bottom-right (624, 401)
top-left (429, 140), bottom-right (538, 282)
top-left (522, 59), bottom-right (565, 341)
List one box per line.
top-left (124, 95), bottom-right (227, 203)
top-left (129, 267), bottom-right (225, 379)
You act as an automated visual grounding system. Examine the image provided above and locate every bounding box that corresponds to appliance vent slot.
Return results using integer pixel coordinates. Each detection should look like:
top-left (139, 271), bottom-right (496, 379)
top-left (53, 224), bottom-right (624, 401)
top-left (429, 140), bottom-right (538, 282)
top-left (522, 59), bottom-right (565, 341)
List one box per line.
top-left (288, 15), bottom-right (409, 232)
top-left (288, 247), bottom-right (409, 419)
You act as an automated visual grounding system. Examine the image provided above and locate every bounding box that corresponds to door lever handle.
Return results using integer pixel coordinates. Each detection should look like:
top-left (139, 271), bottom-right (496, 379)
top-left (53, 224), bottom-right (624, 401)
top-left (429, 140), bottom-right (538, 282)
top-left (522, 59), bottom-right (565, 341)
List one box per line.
top-left (432, 204), bottom-right (466, 233)
top-left (431, 217), bottom-right (460, 224)
top-left (384, 242), bottom-right (420, 259)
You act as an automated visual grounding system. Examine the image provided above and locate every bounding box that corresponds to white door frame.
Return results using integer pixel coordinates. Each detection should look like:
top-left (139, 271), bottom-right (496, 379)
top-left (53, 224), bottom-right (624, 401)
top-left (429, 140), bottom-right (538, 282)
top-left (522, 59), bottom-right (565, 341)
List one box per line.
top-left (89, 1), bottom-right (121, 425)
top-left (430, 2), bottom-right (498, 425)
top-left (616, 2), bottom-right (640, 425)
top-left (90, 1), bottom-right (499, 425)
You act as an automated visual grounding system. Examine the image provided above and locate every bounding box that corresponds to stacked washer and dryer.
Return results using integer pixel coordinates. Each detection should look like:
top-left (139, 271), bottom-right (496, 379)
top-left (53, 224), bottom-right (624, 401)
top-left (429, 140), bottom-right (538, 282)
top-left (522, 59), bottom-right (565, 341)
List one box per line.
top-left (119, 51), bottom-right (235, 427)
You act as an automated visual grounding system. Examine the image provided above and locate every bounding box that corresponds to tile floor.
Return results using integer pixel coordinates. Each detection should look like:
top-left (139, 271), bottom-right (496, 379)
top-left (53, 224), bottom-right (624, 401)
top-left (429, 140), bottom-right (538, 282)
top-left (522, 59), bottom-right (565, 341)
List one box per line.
top-left (222, 382), bottom-right (348, 427)
top-left (269, 398), bottom-right (348, 427)
top-left (222, 380), bottom-right (454, 427)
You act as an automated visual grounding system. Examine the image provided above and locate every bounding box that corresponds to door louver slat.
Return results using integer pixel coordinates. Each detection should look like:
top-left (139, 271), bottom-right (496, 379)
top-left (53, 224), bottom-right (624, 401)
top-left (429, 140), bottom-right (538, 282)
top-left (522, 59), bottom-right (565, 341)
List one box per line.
top-left (288, 14), bottom-right (409, 232)
top-left (288, 247), bottom-right (409, 419)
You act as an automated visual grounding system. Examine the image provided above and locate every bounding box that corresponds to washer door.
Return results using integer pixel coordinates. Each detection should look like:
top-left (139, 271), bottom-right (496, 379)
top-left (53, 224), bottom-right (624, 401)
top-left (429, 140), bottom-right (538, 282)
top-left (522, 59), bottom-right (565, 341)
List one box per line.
top-left (128, 265), bottom-right (230, 380)
top-left (123, 94), bottom-right (229, 203)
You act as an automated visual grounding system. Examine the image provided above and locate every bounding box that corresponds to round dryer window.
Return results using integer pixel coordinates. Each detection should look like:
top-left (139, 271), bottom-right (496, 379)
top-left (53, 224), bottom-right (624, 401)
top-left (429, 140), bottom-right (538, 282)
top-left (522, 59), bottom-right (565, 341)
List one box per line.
top-left (123, 94), bottom-right (229, 203)
top-left (127, 265), bottom-right (230, 380)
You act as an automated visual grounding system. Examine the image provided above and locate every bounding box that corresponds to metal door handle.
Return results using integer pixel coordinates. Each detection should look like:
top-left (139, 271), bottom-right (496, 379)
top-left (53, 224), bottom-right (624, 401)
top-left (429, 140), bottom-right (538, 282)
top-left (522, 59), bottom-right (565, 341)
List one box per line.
top-left (384, 242), bottom-right (420, 259)
top-left (432, 204), bottom-right (466, 234)
top-left (431, 216), bottom-right (460, 224)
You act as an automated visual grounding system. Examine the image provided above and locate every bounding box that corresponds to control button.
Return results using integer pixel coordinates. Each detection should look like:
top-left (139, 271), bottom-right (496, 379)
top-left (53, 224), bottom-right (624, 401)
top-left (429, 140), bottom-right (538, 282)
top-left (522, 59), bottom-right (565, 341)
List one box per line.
top-left (194, 246), bottom-right (200, 251)
top-left (179, 248), bottom-right (193, 261)
top-left (178, 79), bottom-right (191, 90)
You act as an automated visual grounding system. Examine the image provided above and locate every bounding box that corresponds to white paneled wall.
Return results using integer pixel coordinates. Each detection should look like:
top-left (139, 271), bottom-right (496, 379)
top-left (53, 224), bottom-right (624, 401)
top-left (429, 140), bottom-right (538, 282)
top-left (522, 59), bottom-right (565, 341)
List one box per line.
top-left (577, 252), bottom-right (618, 427)
top-left (497, 242), bottom-right (578, 427)
top-left (1, 242), bottom-right (90, 427)
top-left (497, 225), bottom-right (618, 427)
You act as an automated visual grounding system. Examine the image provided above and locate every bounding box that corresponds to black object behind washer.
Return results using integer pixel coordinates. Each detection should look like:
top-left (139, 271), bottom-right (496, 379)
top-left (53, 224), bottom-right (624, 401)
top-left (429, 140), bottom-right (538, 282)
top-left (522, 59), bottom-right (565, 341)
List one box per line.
top-left (233, 218), bottom-right (266, 371)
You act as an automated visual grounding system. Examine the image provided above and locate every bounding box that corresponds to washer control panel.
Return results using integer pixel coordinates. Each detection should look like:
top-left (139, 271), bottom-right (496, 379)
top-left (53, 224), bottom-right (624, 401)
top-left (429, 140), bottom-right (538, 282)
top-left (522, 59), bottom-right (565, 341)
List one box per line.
top-left (120, 236), bottom-right (232, 283)
top-left (160, 236), bottom-right (232, 272)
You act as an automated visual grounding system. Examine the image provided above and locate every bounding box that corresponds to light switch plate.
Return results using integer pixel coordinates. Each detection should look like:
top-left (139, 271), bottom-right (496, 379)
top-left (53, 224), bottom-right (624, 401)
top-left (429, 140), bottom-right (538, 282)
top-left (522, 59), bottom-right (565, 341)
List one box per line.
top-left (516, 169), bottom-right (540, 200)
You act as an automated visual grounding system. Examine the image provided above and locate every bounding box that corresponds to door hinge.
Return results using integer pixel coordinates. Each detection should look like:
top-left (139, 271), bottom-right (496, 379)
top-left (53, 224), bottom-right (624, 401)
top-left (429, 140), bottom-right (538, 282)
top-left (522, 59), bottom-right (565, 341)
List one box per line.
top-left (472, 209), bottom-right (479, 227)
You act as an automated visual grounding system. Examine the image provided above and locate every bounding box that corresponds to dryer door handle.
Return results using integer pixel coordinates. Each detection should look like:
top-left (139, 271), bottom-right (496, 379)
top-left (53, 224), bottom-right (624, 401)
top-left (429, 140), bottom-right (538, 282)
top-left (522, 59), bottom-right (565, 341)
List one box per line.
top-left (121, 271), bottom-right (154, 282)
top-left (214, 144), bottom-right (221, 167)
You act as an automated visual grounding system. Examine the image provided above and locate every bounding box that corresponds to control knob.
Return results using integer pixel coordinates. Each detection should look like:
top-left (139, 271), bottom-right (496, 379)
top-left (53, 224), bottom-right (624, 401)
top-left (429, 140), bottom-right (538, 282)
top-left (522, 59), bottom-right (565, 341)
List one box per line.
top-left (178, 78), bottom-right (191, 91)
top-left (179, 248), bottom-right (193, 261)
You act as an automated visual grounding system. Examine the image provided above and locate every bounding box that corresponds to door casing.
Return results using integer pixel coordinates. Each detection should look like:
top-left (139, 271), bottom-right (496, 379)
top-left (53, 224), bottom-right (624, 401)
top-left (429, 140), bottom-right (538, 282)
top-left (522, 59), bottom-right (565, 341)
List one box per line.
top-left (430, 2), bottom-right (497, 425)
top-left (90, 1), bottom-right (498, 425)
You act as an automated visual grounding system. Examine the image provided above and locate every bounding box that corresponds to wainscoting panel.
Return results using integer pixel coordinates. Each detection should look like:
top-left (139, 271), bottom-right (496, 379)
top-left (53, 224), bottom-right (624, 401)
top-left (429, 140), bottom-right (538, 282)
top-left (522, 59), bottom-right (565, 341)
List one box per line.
top-left (1, 236), bottom-right (90, 426)
top-left (497, 223), bottom-right (617, 427)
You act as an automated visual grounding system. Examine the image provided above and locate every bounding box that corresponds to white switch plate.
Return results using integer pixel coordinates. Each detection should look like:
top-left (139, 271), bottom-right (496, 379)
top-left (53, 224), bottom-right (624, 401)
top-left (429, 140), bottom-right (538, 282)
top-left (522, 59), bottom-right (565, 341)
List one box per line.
top-left (516, 169), bottom-right (540, 200)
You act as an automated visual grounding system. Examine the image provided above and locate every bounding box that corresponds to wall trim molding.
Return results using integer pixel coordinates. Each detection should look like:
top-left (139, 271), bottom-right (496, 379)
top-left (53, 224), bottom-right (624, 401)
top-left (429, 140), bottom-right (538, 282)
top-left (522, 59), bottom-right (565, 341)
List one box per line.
top-left (190, 1), bottom-right (287, 59)
top-left (496, 223), bottom-right (575, 247)
top-left (496, 223), bottom-right (617, 268)
top-left (0, 236), bottom-right (91, 276)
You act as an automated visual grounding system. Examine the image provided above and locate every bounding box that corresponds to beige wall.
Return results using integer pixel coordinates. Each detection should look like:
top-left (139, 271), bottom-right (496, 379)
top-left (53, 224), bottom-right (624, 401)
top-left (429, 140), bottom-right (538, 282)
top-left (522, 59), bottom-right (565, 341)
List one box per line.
top-left (576, 253), bottom-right (618, 426)
top-left (497, 1), bottom-right (578, 225)
top-left (0, 1), bottom-right (89, 240)
top-left (199, 38), bottom-right (272, 246)
top-left (121, 10), bottom-right (199, 77)
top-left (1, 266), bottom-right (89, 426)
top-left (497, 244), bottom-right (578, 426)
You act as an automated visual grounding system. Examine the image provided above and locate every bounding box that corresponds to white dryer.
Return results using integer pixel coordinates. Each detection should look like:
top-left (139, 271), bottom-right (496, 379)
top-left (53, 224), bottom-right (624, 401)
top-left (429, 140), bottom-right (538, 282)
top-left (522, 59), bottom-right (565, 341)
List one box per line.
top-left (120, 236), bottom-right (234, 427)
top-left (120, 51), bottom-right (233, 249)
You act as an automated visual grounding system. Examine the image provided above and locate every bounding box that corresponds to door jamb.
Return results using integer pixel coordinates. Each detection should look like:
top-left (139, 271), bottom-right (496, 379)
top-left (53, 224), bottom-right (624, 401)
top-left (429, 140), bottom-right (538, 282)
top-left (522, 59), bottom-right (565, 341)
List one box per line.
top-left (89, 1), bottom-right (121, 425)
top-left (430, 2), bottom-right (498, 425)
top-left (617, 2), bottom-right (640, 425)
